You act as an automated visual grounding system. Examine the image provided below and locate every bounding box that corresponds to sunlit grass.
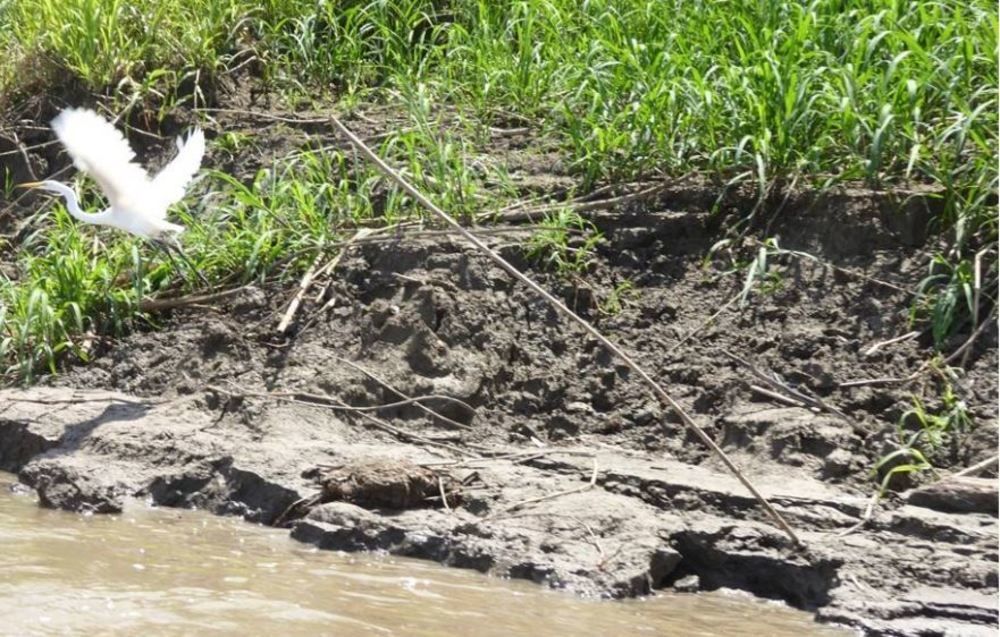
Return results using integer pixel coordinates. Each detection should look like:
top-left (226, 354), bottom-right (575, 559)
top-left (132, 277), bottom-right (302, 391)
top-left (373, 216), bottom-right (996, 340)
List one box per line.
top-left (0, 0), bottom-right (996, 379)
top-left (0, 126), bottom-right (515, 378)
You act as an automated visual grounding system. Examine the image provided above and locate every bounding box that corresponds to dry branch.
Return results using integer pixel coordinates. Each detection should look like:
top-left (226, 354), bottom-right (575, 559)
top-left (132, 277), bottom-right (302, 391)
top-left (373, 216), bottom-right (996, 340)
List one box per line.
top-left (277, 253), bottom-right (322, 334)
top-left (139, 286), bottom-right (249, 312)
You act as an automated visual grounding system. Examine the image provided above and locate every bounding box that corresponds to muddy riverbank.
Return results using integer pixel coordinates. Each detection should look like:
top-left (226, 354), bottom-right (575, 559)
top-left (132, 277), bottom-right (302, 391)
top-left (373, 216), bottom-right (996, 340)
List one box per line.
top-left (2, 180), bottom-right (997, 635)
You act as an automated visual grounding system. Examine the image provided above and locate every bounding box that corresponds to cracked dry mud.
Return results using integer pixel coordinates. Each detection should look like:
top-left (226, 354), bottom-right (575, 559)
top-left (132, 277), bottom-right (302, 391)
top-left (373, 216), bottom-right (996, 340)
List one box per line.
top-left (1, 187), bottom-right (997, 636)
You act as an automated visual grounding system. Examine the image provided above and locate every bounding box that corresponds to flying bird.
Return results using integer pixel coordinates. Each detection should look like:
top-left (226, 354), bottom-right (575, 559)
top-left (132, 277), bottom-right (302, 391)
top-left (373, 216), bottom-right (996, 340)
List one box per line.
top-left (21, 107), bottom-right (208, 283)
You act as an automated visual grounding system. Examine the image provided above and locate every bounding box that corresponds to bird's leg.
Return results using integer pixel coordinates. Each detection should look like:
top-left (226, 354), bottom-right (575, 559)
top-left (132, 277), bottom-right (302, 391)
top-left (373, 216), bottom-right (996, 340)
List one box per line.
top-left (152, 238), bottom-right (210, 287)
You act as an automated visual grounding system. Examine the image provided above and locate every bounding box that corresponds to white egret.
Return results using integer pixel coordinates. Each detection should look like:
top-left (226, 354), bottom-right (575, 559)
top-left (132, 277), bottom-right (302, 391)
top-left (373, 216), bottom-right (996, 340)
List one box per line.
top-left (20, 107), bottom-right (208, 283)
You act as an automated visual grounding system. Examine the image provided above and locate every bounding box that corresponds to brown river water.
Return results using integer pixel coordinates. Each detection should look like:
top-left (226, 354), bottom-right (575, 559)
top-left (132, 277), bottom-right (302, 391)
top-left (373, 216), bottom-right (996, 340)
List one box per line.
top-left (0, 475), bottom-right (850, 636)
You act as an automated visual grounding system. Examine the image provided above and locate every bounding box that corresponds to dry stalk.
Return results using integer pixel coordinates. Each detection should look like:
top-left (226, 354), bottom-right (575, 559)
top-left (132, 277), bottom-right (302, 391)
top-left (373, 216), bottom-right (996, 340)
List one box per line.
top-left (209, 383), bottom-right (478, 458)
top-left (276, 253), bottom-right (323, 334)
top-left (335, 356), bottom-right (473, 430)
top-left (952, 454), bottom-right (999, 478)
top-left (139, 286), bottom-right (249, 312)
top-left (329, 114), bottom-right (803, 547)
top-left (495, 457), bottom-right (599, 516)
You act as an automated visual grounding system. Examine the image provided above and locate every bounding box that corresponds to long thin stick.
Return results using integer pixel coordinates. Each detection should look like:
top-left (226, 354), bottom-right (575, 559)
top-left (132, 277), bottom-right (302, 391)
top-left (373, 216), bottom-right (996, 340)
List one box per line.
top-left (951, 454), bottom-right (998, 478)
top-left (335, 356), bottom-right (473, 430)
top-left (496, 458), bottom-right (599, 516)
top-left (329, 114), bottom-right (803, 547)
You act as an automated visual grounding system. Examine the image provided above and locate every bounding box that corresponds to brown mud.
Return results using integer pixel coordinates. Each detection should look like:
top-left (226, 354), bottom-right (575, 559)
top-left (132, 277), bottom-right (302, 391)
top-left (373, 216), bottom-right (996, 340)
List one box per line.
top-left (1, 94), bottom-right (997, 636)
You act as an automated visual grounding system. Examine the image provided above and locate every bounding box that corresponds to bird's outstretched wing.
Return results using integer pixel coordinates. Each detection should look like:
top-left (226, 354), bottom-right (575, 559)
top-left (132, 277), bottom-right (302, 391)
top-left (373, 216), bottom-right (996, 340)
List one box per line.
top-left (151, 128), bottom-right (205, 212)
top-left (50, 108), bottom-right (149, 207)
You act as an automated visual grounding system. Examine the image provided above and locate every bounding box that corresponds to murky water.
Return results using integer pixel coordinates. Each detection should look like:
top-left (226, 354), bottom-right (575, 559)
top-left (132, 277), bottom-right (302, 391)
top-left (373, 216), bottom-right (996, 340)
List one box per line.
top-left (0, 476), bottom-right (848, 636)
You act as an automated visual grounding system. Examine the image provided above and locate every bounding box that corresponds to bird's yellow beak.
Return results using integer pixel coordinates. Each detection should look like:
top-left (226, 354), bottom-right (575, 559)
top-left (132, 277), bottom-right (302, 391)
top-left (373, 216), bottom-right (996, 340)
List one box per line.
top-left (15, 181), bottom-right (43, 189)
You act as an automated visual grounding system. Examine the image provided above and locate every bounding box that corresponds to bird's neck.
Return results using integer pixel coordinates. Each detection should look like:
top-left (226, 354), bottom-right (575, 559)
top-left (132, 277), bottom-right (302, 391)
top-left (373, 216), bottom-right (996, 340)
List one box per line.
top-left (46, 181), bottom-right (113, 224)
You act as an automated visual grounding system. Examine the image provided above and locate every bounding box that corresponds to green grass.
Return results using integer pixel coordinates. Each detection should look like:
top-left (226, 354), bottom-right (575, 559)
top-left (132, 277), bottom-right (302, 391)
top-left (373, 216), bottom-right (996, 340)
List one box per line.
top-left (0, 126), bottom-right (512, 379)
top-left (526, 208), bottom-right (603, 278)
top-left (0, 0), bottom-right (996, 378)
top-left (874, 370), bottom-right (972, 492)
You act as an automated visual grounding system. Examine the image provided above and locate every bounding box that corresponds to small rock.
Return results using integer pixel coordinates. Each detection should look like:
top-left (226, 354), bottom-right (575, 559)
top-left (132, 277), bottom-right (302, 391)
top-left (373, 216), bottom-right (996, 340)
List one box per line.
top-left (673, 574), bottom-right (701, 593)
top-left (822, 448), bottom-right (855, 479)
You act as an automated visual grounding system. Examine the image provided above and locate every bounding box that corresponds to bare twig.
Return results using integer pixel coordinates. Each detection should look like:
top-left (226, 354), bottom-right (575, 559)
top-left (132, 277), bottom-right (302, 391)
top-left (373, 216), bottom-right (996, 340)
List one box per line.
top-left (139, 286), bottom-right (248, 312)
top-left (330, 114), bottom-right (803, 547)
top-left (951, 454), bottom-right (998, 478)
top-left (277, 253), bottom-right (323, 334)
top-left (499, 458), bottom-right (599, 515)
top-left (209, 383), bottom-right (478, 458)
top-left (335, 356), bottom-right (473, 430)
top-left (864, 331), bottom-right (921, 356)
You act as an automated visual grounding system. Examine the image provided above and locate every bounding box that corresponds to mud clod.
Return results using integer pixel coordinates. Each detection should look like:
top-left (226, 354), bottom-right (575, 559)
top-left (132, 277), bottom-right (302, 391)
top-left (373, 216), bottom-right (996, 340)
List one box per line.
top-left (317, 459), bottom-right (457, 510)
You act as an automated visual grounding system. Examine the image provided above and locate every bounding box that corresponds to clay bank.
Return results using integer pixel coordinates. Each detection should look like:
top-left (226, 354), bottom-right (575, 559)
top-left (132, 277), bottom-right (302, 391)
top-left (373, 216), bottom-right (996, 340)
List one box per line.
top-left (1, 188), bottom-right (997, 636)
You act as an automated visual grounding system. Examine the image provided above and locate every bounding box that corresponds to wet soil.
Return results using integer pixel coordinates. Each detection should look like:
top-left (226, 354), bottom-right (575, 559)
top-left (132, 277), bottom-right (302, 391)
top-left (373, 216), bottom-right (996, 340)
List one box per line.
top-left (1, 91), bottom-right (997, 636)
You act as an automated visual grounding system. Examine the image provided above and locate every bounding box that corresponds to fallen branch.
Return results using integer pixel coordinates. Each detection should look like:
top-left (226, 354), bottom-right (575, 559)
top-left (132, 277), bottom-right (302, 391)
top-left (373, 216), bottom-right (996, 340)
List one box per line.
top-left (330, 114), bottom-right (803, 547)
top-left (139, 286), bottom-right (248, 312)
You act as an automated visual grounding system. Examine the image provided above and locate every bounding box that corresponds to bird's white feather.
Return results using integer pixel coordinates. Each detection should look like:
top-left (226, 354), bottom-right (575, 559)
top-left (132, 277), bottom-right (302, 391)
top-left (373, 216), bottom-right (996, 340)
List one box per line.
top-left (50, 108), bottom-right (149, 208)
top-left (151, 128), bottom-right (205, 212)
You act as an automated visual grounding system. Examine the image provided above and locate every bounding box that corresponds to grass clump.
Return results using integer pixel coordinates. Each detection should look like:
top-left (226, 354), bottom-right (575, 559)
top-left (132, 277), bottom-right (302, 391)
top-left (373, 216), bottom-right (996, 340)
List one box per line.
top-left (0, 0), bottom-right (995, 378)
top-left (875, 374), bottom-right (973, 493)
top-left (526, 208), bottom-right (603, 278)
